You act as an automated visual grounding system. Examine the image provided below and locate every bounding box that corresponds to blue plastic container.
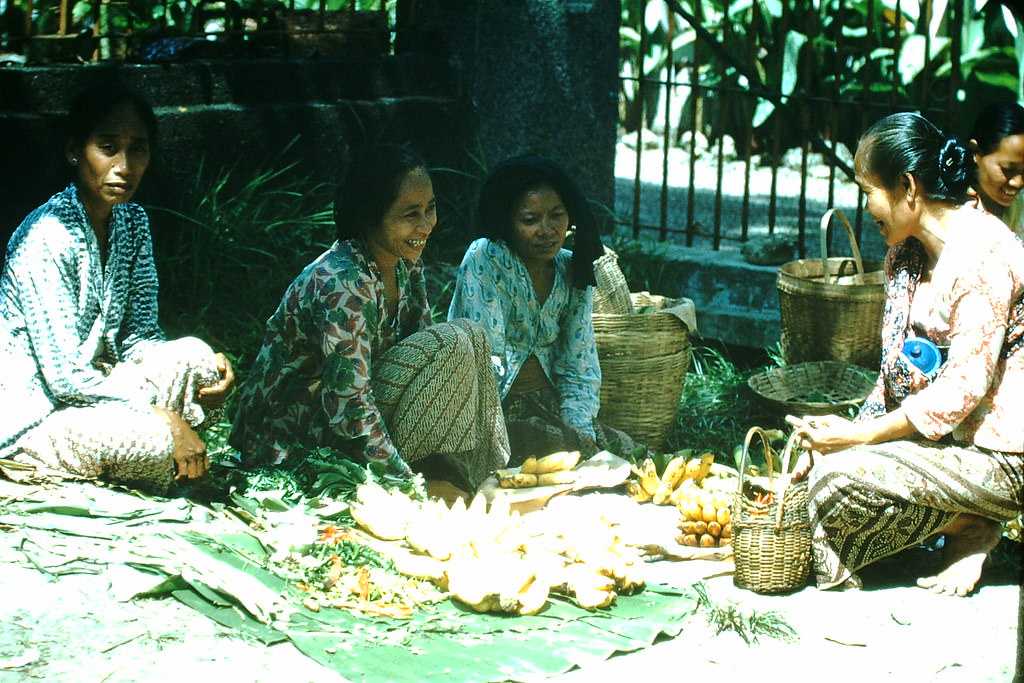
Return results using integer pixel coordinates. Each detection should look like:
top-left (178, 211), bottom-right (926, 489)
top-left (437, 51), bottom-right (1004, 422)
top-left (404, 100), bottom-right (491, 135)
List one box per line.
top-left (902, 337), bottom-right (942, 377)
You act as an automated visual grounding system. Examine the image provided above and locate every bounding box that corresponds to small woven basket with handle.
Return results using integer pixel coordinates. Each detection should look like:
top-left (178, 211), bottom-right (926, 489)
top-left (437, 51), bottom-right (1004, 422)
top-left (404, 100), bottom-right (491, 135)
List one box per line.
top-left (731, 427), bottom-right (813, 594)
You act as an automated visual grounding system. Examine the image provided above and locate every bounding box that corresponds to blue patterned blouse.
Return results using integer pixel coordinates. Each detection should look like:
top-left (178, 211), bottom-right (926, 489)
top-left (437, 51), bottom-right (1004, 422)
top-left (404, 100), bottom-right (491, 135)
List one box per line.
top-left (0, 184), bottom-right (165, 448)
top-left (447, 237), bottom-right (600, 436)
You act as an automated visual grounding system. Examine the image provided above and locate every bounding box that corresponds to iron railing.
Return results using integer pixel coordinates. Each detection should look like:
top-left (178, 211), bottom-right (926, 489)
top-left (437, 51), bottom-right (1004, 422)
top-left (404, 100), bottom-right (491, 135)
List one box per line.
top-left (616, 0), bottom-right (987, 259)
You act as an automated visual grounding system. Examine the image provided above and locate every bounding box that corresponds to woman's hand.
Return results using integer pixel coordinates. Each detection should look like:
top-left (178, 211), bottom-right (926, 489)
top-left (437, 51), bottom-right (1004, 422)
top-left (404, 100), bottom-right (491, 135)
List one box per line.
top-left (785, 414), bottom-right (864, 455)
top-left (154, 406), bottom-right (210, 481)
top-left (197, 352), bottom-right (235, 409)
top-left (786, 409), bottom-right (916, 457)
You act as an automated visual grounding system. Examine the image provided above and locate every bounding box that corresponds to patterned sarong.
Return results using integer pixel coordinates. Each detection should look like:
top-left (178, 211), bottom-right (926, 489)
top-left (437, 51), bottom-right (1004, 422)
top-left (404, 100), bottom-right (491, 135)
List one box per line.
top-left (808, 438), bottom-right (1024, 589)
top-left (502, 384), bottom-right (651, 467)
top-left (372, 319), bottom-right (509, 490)
top-left (1, 337), bottom-right (222, 494)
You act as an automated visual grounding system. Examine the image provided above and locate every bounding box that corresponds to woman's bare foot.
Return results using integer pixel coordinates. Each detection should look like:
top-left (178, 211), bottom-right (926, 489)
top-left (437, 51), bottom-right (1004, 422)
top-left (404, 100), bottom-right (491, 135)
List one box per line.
top-left (916, 514), bottom-right (1002, 596)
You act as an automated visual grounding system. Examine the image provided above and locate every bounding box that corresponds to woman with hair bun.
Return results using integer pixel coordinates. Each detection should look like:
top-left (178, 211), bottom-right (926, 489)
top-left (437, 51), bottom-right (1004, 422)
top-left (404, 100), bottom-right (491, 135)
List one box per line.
top-left (788, 112), bottom-right (1024, 596)
top-left (969, 101), bottom-right (1024, 235)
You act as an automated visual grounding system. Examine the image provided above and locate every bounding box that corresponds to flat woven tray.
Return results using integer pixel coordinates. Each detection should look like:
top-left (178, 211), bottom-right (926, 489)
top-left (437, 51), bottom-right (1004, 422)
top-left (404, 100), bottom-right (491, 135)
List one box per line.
top-left (747, 361), bottom-right (876, 416)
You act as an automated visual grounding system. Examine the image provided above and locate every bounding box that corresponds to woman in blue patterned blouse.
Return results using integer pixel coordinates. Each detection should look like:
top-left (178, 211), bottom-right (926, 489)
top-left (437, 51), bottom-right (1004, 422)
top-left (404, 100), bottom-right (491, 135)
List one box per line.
top-left (0, 82), bottom-right (234, 493)
top-left (231, 144), bottom-right (509, 493)
top-left (448, 155), bottom-right (644, 464)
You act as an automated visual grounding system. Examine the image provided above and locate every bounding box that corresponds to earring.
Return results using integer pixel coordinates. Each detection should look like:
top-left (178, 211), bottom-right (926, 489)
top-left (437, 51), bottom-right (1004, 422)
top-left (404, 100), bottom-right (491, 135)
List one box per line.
top-left (70, 157), bottom-right (78, 166)
top-left (567, 224), bottom-right (577, 237)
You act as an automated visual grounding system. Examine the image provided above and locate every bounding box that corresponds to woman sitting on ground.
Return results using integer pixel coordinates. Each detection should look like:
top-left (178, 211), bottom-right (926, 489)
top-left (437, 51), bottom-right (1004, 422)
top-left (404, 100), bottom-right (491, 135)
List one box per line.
top-left (448, 155), bottom-right (648, 464)
top-left (0, 82), bottom-right (234, 494)
top-left (969, 101), bottom-right (1024, 236)
top-left (230, 144), bottom-right (509, 493)
top-left (788, 112), bottom-right (1024, 596)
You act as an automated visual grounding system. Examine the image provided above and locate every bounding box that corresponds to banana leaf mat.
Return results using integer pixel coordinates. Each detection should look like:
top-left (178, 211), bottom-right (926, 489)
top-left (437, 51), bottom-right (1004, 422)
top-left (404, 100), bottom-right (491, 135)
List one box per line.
top-left (0, 481), bottom-right (699, 682)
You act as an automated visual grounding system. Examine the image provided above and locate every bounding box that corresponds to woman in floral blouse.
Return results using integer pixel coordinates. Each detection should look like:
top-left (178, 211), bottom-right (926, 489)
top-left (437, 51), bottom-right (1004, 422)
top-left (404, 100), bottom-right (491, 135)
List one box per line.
top-left (788, 112), bottom-right (1024, 596)
top-left (448, 155), bottom-right (645, 464)
top-left (0, 82), bottom-right (234, 494)
top-left (230, 144), bottom-right (508, 492)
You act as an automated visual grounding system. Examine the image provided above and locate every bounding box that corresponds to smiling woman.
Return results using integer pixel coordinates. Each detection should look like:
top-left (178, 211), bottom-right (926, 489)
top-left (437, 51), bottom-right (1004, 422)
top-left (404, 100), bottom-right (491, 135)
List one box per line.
top-left (0, 82), bottom-right (235, 494)
top-left (230, 144), bottom-right (509, 494)
top-left (970, 102), bottom-right (1024, 236)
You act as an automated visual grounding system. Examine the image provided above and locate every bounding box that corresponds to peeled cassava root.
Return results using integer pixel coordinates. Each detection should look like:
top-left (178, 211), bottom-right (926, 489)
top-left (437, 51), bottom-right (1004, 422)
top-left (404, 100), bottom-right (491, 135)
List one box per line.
top-left (346, 480), bottom-right (644, 615)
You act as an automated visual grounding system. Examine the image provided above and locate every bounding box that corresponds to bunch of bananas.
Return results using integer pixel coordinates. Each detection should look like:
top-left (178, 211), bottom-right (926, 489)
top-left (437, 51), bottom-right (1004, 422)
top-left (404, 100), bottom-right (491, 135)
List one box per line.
top-left (625, 451), bottom-right (715, 505)
top-left (345, 479), bottom-right (645, 615)
top-left (494, 450), bottom-right (581, 488)
top-left (675, 488), bottom-right (732, 548)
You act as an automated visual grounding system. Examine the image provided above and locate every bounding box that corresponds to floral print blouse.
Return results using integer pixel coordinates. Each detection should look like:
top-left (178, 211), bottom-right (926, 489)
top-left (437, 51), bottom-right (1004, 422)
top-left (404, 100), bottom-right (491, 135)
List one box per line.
top-left (447, 237), bottom-right (600, 436)
top-left (859, 207), bottom-right (1024, 453)
top-left (0, 184), bottom-right (164, 449)
top-left (230, 239), bottom-right (430, 466)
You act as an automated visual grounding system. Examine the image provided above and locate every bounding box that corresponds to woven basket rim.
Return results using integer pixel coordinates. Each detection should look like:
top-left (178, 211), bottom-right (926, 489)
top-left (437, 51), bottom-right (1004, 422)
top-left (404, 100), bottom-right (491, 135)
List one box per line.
top-left (747, 361), bottom-right (875, 413)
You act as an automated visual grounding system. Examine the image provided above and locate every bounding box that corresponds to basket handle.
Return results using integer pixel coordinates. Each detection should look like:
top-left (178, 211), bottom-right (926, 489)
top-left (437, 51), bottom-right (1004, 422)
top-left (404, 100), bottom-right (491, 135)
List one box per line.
top-left (820, 208), bottom-right (865, 284)
top-left (771, 432), bottom-right (815, 529)
top-left (735, 426), bottom-right (775, 495)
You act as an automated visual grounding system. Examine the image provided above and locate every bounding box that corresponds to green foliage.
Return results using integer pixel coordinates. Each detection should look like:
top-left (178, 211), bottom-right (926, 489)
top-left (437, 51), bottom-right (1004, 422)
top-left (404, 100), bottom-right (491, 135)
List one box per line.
top-left (691, 581), bottom-right (799, 644)
top-left (148, 136), bottom-right (335, 382)
top-left (665, 344), bottom-right (782, 460)
top-left (621, 0), bottom-right (1020, 156)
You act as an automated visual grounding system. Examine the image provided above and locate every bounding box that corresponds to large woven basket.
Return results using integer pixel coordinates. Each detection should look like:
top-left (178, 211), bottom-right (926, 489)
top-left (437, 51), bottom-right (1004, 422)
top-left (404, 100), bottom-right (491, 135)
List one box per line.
top-left (777, 209), bottom-right (885, 370)
top-left (747, 361), bottom-right (876, 416)
top-left (731, 427), bottom-right (813, 594)
top-left (593, 292), bottom-right (691, 451)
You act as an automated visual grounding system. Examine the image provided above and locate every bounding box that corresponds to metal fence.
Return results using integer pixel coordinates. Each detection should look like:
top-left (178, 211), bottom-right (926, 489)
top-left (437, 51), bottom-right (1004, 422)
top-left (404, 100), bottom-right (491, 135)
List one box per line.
top-left (1, 0), bottom-right (400, 63)
top-left (615, 0), bottom-right (1007, 259)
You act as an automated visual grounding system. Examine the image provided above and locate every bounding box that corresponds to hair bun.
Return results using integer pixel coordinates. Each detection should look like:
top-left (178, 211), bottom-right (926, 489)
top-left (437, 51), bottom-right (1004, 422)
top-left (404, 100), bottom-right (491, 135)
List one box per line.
top-left (937, 138), bottom-right (970, 194)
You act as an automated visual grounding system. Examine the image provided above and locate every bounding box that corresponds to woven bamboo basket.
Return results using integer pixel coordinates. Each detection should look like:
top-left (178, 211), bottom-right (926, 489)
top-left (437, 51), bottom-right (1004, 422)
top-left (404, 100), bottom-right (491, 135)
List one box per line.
top-left (593, 292), bottom-right (691, 451)
top-left (777, 209), bottom-right (885, 370)
top-left (593, 247), bottom-right (634, 315)
top-left (731, 427), bottom-right (813, 594)
top-left (747, 361), bottom-right (876, 416)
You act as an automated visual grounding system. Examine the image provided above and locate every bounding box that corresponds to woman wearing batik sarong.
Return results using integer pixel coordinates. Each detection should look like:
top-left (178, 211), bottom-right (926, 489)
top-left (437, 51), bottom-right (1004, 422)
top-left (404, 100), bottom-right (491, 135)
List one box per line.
top-left (0, 82), bottom-right (235, 494)
top-left (788, 112), bottom-right (1024, 596)
top-left (448, 155), bottom-right (649, 465)
top-left (230, 144), bottom-right (508, 492)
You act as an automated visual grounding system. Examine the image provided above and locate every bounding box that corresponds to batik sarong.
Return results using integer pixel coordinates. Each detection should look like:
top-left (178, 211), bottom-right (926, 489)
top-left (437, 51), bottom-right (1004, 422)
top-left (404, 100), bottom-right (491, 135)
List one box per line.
top-left (808, 438), bottom-right (1023, 589)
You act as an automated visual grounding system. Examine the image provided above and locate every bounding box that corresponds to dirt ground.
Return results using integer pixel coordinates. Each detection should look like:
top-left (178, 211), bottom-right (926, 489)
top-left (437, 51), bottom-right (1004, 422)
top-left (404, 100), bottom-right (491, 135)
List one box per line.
top-left (0, 481), bottom-right (1020, 683)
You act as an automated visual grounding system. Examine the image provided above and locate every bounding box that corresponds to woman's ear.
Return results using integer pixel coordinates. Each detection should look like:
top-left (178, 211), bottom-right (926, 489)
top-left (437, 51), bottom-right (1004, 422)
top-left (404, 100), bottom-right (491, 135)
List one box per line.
top-left (64, 141), bottom-right (80, 167)
top-left (902, 172), bottom-right (921, 206)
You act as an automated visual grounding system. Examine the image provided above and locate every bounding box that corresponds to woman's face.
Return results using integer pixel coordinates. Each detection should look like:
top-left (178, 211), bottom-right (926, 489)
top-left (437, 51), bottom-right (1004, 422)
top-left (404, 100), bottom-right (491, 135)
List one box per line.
top-left (973, 134), bottom-right (1024, 209)
top-left (508, 184), bottom-right (569, 268)
top-left (855, 146), bottom-right (914, 247)
top-left (365, 166), bottom-right (436, 269)
top-left (67, 101), bottom-right (151, 215)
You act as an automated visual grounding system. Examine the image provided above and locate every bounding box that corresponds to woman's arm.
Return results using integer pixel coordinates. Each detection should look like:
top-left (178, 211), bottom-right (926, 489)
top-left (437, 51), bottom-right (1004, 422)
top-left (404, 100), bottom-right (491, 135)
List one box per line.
top-left (787, 410), bottom-right (915, 455)
top-left (7, 222), bottom-right (117, 404)
top-left (899, 249), bottom-right (1015, 439)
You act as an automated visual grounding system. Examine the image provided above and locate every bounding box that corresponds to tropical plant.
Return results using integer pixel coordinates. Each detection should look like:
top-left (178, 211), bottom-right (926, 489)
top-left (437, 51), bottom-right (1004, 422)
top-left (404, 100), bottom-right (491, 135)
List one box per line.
top-left (621, 0), bottom-right (1020, 161)
top-left (148, 136), bottom-right (335, 376)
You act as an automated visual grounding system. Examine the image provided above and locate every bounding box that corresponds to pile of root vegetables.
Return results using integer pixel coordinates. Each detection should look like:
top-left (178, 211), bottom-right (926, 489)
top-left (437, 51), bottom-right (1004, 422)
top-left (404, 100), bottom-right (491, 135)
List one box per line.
top-left (347, 458), bottom-right (645, 615)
